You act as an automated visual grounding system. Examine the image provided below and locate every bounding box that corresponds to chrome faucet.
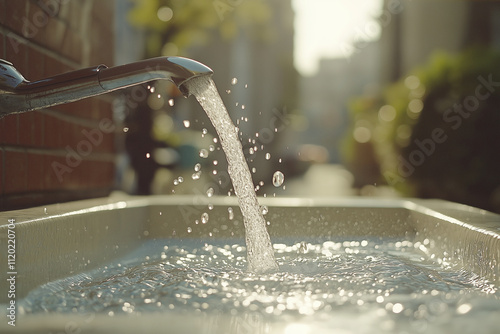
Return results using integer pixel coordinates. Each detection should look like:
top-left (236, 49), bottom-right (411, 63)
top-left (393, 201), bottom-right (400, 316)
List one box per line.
top-left (0, 57), bottom-right (213, 117)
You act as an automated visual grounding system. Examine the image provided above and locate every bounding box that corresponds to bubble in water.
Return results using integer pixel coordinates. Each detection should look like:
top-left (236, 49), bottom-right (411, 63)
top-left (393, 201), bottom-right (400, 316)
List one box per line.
top-left (228, 207), bottom-right (234, 220)
top-left (183, 120), bottom-right (190, 128)
top-left (201, 212), bottom-right (209, 224)
top-left (173, 179), bottom-right (179, 186)
top-left (209, 145), bottom-right (215, 152)
top-left (194, 163), bottom-right (201, 172)
top-left (177, 176), bottom-right (184, 183)
top-left (249, 147), bottom-right (255, 155)
top-left (192, 172), bottom-right (201, 180)
top-left (208, 203), bottom-right (214, 210)
top-left (123, 127), bottom-right (129, 133)
top-left (265, 153), bottom-right (271, 160)
top-left (187, 227), bottom-right (192, 233)
top-left (206, 187), bottom-right (214, 197)
top-left (199, 149), bottom-right (209, 158)
top-left (231, 77), bottom-right (238, 85)
top-left (272, 171), bottom-right (284, 187)
top-left (260, 205), bottom-right (268, 215)
top-left (146, 152), bottom-right (151, 159)
top-left (299, 241), bottom-right (308, 254)
top-left (168, 99), bottom-right (175, 106)
top-left (213, 160), bottom-right (218, 166)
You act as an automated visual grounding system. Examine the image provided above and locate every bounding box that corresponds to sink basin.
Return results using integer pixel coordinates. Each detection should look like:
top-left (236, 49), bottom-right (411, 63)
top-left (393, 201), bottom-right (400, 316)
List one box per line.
top-left (1, 195), bottom-right (499, 333)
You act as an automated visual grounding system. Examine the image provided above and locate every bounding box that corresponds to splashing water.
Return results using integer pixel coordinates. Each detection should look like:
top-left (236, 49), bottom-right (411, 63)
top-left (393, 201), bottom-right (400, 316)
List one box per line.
top-left (184, 77), bottom-right (278, 273)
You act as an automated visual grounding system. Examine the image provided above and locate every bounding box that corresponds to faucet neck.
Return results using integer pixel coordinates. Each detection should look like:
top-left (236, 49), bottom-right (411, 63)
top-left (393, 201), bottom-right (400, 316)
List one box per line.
top-left (0, 56), bottom-right (213, 117)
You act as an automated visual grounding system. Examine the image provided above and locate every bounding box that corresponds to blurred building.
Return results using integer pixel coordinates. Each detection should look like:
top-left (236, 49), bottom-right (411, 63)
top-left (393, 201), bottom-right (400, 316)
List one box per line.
top-left (295, 41), bottom-right (381, 163)
top-left (380, 0), bottom-right (500, 83)
top-left (175, 0), bottom-right (297, 189)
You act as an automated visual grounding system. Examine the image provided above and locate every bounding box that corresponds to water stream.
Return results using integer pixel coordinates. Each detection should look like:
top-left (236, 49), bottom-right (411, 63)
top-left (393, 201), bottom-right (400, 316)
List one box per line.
top-left (184, 76), bottom-right (278, 273)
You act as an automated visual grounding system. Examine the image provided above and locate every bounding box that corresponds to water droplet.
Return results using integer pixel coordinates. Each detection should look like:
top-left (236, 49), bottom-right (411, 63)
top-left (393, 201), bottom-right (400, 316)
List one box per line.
top-left (231, 77), bottom-right (238, 85)
top-left (272, 171), bottom-right (284, 187)
top-left (168, 99), bottom-right (175, 106)
top-left (206, 187), bottom-right (214, 197)
top-left (187, 227), bottom-right (192, 233)
top-left (228, 207), bottom-right (234, 220)
top-left (260, 205), bottom-right (268, 215)
top-left (183, 120), bottom-right (190, 128)
top-left (199, 149), bottom-right (209, 158)
top-left (265, 153), bottom-right (271, 160)
top-left (201, 212), bottom-right (209, 224)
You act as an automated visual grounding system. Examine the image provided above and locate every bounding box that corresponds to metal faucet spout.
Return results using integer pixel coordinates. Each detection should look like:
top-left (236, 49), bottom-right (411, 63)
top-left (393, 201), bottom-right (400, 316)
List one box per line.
top-left (0, 56), bottom-right (213, 117)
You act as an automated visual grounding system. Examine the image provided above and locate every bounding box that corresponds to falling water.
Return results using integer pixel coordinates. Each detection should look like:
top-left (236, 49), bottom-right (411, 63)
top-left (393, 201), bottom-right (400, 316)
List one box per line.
top-left (183, 76), bottom-right (278, 273)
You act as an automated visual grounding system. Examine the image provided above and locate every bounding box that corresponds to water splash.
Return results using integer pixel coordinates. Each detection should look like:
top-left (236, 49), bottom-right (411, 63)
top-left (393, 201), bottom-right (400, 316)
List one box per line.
top-left (272, 171), bottom-right (284, 187)
top-left (184, 76), bottom-right (278, 273)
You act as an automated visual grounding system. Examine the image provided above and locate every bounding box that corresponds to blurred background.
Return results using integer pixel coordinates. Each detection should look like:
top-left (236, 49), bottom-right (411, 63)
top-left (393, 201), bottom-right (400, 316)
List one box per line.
top-left (1, 0), bottom-right (500, 213)
top-left (116, 0), bottom-right (500, 213)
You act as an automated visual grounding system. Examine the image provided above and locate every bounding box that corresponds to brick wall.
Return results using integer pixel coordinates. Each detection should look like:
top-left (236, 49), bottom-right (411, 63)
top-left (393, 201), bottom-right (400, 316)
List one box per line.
top-left (0, 0), bottom-right (118, 210)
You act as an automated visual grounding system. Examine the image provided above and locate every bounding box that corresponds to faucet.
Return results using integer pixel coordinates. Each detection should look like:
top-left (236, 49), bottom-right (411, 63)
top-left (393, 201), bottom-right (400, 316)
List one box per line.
top-left (0, 57), bottom-right (213, 117)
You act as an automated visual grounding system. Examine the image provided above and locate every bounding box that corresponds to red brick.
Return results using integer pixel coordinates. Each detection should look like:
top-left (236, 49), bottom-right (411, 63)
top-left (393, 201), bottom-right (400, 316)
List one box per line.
top-left (27, 46), bottom-right (45, 82)
top-left (33, 112), bottom-right (44, 146)
top-left (0, 33), bottom-right (5, 59)
top-left (5, 34), bottom-right (28, 75)
top-left (4, 1), bottom-right (29, 37)
top-left (26, 153), bottom-right (44, 192)
top-left (4, 151), bottom-right (27, 194)
top-left (0, 1), bottom-right (5, 31)
top-left (0, 149), bottom-right (4, 196)
top-left (44, 154), bottom-right (66, 189)
top-left (43, 54), bottom-right (67, 78)
top-left (17, 112), bottom-right (35, 146)
top-left (43, 114), bottom-right (62, 148)
top-left (0, 114), bottom-right (18, 145)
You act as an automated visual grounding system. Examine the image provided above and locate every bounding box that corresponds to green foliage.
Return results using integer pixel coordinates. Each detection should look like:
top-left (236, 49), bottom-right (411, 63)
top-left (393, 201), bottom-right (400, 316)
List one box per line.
top-left (128, 0), bottom-right (272, 57)
top-left (345, 47), bottom-right (500, 212)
